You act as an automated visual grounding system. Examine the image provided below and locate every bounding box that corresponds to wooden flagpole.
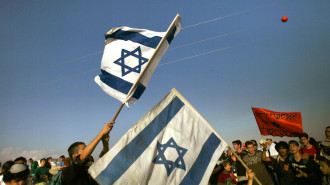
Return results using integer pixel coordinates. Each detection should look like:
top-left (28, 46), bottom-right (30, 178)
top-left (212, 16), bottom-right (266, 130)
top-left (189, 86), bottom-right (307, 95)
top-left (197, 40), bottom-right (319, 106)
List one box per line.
top-left (112, 103), bottom-right (125, 122)
top-left (227, 146), bottom-right (262, 185)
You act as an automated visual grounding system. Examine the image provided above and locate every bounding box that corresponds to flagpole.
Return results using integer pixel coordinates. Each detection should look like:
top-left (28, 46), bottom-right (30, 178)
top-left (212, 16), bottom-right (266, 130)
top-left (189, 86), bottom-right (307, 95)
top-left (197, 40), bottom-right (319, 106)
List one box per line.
top-left (112, 103), bottom-right (125, 121)
top-left (227, 146), bottom-right (262, 185)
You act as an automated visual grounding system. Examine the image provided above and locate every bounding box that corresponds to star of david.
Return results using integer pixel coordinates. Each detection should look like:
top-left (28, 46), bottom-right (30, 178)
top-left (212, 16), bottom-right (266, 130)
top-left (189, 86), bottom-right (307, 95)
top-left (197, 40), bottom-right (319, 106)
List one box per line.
top-left (113, 46), bottom-right (149, 76)
top-left (153, 137), bottom-right (187, 176)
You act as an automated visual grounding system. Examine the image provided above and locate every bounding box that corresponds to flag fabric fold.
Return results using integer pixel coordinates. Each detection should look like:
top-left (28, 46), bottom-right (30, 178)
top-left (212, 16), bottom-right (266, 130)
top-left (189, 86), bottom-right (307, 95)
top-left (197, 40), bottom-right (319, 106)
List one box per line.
top-left (95, 15), bottom-right (181, 104)
top-left (252, 107), bottom-right (303, 137)
top-left (89, 88), bottom-right (228, 185)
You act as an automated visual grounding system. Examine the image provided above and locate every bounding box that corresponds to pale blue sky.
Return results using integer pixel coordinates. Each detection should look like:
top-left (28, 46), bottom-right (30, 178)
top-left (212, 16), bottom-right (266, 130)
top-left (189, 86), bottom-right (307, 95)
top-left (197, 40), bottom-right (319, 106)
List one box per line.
top-left (1, 0), bottom-right (329, 163)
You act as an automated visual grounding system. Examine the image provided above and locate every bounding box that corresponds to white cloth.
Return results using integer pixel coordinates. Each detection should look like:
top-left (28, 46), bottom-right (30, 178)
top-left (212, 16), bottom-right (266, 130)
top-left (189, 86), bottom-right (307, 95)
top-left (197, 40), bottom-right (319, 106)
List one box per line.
top-left (89, 88), bottom-right (228, 185)
top-left (0, 175), bottom-right (5, 185)
top-left (95, 15), bottom-right (181, 104)
top-left (266, 142), bottom-right (278, 157)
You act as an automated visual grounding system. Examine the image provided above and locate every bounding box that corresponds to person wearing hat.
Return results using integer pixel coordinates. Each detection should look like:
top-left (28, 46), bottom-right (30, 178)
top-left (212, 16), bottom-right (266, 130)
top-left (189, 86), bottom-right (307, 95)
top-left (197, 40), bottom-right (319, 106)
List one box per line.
top-left (2, 162), bottom-right (30, 185)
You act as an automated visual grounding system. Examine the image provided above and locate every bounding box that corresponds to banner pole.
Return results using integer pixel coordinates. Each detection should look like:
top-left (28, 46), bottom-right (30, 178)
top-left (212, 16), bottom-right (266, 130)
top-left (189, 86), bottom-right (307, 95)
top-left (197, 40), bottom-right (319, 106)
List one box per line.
top-left (227, 146), bottom-right (262, 185)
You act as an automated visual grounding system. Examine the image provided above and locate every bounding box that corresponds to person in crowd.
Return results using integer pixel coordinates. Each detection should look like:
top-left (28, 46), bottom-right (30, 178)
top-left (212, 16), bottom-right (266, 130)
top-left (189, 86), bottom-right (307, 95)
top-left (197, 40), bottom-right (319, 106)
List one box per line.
top-left (258, 140), bottom-right (266, 151)
top-left (288, 140), bottom-right (322, 185)
top-left (61, 121), bottom-right (114, 185)
top-left (250, 140), bottom-right (258, 152)
top-left (242, 141), bottom-right (274, 185)
top-left (63, 157), bottom-right (71, 168)
top-left (262, 141), bottom-right (296, 185)
top-left (261, 139), bottom-right (278, 185)
top-left (2, 162), bottom-right (30, 185)
top-left (266, 139), bottom-right (279, 157)
top-left (28, 158), bottom-right (38, 177)
top-left (45, 157), bottom-right (52, 170)
top-left (319, 156), bottom-right (330, 185)
top-left (0, 161), bottom-right (14, 185)
top-left (58, 155), bottom-right (65, 170)
top-left (35, 158), bottom-right (50, 184)
top-left (217, 160), bottom-right (237, 185)
top-left (321, 127), bottom-right (330, 160)
top-left (14, 157), bottom-right (27, 165)
top-left (324, 126), bottom-right (330, 141)
top-left (231, 140), bottom-right (248, 185)
top-left (299, 133), bottom-right (319, 158)
top-left (320, 139), bottom-right (330, 161)
top-left (209, 159), bottom-right (223, 185)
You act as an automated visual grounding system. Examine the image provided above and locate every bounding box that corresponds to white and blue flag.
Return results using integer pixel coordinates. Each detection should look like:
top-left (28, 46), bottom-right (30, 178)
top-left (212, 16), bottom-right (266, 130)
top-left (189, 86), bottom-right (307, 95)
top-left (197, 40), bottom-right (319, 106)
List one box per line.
top-left (95, 15), bottom-right (181, 104)
top-left (89, 88), bottom-right (228, 185)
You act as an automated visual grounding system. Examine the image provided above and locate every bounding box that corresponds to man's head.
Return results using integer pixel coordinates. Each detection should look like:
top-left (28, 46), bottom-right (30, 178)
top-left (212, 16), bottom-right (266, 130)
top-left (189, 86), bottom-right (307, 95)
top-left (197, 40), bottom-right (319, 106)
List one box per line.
top-left (59, 155), bottom-right (65, 161)
top-left (321, 139), bottom-right (330, 156)
top-left (246, 141), bottom-right (255, 154)
top-left (3, 163), bottom-right (30, 185)
top-left (319, 156), bottom-right (330, 175)
top-left (266, 138), bottom-right (273, 146)
top-left (64, 157), bottom-right (71, 167)
top-left (275, 141), bottom-right (289, 157)
top-left (299, 133), bottom-right (310, 146)
top-left (47, 157), bottom-right (52, 162)
top-left (39, 158), bottom-right (46, 167)
top-left (28, 158), bottom-right (33, 163)
top-left (220, 160), bottom-right (231, 172)
top-left (14, 157), bottom-right (27, 165)
top-left (289, 140), bottom-right (300, 154)
top-left (232, 140), bottom-right (242, 150)
top-left (326, 126), bottom-right (330, 139)
top-left (68, 142), bottom-right (86, 158)
top-left (250, 140), bottom-right (258, 150)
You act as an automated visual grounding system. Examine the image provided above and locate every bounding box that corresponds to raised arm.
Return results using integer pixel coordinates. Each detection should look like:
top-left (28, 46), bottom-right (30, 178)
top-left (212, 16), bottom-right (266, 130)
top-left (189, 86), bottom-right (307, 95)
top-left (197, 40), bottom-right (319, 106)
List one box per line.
top-left (80, 121), bottom-right (114, 162)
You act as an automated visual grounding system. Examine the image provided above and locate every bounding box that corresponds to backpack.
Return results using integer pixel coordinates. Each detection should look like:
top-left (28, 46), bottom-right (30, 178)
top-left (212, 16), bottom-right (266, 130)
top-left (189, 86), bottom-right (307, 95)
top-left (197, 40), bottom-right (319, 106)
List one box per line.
top-left (48, 170), bottom-right (63, 185)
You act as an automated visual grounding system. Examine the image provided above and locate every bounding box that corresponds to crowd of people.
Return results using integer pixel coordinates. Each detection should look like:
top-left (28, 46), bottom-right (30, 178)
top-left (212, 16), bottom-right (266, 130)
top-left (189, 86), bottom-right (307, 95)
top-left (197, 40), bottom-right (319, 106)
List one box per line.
top-left (0, 124), bottom-right (328, 185)
top-left (209, 126), bottom-right (330, 185)
top-left (0, 121), bottom-right (114, 185)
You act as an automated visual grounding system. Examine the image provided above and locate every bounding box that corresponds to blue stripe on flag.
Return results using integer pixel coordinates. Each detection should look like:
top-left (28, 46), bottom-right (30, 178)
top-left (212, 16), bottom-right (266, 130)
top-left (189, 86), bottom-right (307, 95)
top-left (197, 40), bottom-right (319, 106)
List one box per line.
top-left (131, 83), bottom-right (146, 100)
top-left (166, 26), bottom-right (177, 44)
top-left (99, 69), bottom-right (132, 94)
top-left (95, 97), bottom-right (184, 184)
top-left (180, 133), bottom-right (221, 185)
top-left (105, 29), bottom-right (162, 49)
top-left (99, 69), bottom-right (146, 100)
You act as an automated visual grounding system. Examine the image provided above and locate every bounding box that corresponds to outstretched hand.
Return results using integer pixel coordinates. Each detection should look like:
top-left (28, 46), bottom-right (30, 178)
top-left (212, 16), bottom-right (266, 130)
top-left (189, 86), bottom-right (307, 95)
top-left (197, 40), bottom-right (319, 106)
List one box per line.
top-left (102, 121), bottom-right (114, 135)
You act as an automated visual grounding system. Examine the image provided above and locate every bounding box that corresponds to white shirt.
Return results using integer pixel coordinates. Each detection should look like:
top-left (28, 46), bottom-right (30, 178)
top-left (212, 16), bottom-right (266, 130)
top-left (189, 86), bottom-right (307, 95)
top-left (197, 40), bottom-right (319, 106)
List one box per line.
top-left (0, 175), bottom-right (5, 185)
top-left (267, 142), bottom-right (278, 157)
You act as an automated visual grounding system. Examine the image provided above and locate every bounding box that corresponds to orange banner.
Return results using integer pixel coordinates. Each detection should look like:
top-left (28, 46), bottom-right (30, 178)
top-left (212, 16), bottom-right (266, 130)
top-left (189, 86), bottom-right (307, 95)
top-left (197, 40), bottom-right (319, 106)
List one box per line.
top-left (252, 107), bottom-right (303, 137)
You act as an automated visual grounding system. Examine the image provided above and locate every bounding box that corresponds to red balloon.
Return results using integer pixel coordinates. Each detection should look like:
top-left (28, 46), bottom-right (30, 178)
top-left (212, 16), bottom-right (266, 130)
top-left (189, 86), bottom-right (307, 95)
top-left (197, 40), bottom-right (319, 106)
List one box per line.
top-left (281, 16), bottom-right (288, 22)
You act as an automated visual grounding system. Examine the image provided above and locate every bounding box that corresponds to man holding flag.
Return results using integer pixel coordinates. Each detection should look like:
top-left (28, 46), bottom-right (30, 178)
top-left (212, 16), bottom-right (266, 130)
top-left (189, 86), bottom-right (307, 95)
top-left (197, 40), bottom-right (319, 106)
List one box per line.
top-left (61, 121), bottom-right (114, 185)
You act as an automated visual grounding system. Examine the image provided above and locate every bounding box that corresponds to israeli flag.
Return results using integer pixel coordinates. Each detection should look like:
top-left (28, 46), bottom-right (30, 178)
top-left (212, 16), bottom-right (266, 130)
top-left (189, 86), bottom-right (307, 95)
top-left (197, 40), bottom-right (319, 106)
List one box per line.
top-left (95, 15), bottom-right (181, 104)
top-left (89, 88), bottom-right (228, 185)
